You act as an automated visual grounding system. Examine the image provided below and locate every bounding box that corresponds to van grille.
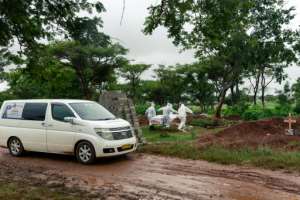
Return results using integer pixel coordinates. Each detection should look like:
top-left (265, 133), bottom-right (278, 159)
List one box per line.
top-left (112, 130), bottom-right (133, 140)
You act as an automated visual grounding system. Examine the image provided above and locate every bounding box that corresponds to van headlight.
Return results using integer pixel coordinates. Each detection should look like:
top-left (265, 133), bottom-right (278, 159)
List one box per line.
top-left (94, 128), bottom-right (114, 140)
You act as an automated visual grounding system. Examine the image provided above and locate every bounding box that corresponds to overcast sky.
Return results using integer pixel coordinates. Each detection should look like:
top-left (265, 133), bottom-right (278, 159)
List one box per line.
top-left (99, 0), bottom-right (300, 93)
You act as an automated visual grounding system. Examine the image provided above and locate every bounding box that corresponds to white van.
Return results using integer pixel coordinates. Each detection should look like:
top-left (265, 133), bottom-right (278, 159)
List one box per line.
top-left (0, 99), bottom-right (137, 164)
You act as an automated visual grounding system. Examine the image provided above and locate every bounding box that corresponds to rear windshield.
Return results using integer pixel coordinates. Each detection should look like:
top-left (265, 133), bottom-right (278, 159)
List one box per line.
top-left (69, 102), bottom-right (115, 121)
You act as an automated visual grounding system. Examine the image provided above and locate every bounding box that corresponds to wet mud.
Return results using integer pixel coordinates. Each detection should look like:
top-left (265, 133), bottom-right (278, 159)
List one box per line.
top-left (0, 147), bottom-right (300, 200)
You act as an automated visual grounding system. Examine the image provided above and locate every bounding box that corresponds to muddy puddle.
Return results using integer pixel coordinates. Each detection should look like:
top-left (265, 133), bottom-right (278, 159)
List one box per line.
top-left (1, 148), bottom-right (300, 199)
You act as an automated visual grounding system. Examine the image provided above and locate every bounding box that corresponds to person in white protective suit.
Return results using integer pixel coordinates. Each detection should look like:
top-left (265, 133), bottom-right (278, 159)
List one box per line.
top-left (145, 102), bottom-right (156, 126)
top-left (178, 103), bottom-right (193, 131)
top-left (158, 103), bottom-right (177, 128)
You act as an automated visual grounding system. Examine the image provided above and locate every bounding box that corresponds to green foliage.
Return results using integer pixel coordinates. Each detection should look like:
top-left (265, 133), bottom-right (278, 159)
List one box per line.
top-left (155, 65), bottom-right (186, 104)
top-left (4, 65), bottom-right (82, 99)
top-left (241, 105), bottom-right (290, 120)
top-left (0, 0), bottom-right (104, 49)
top-left (223, 102), bottom-right (250, 117)
top-left (190, 118), bottom-right (235, 128)
top-left (142, 127), bottom-right (202, 143)
top-left (294, 103), bottom-right (300, 114)
top-left (223, 102), bottom-right (293, 121)
top-left (292, 78), bottom-right (300, 114)
top-left (135, 104), bottom-right (149, 115)
top-left (119, 64), bottom-right (151, 101)
top-left (177, 63), bottom-right (215, 112)
top-left (241, 106), bottom-right (269, 120)
top-left (189, 118), bottom-right (220, 128)
top-left (144, 0), bottom-right (297, 118)
top-left (0, 91), bottom-right (16, 107)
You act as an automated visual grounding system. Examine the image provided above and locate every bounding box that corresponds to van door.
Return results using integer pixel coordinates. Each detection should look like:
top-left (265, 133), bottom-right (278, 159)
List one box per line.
top-left (20, 102), bottom-right (48, 152)
top-left (46, 103), bottom-right (76, 154)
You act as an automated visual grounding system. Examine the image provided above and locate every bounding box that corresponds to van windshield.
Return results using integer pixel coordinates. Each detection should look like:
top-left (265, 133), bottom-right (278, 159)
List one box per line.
top-left (69, 102), bottom-right (116, 121)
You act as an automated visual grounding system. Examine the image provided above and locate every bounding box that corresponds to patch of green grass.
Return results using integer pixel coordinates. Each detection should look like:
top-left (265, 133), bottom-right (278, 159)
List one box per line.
top-left (0, 181), bottom-right (83, 200)
top-left (142, 126), bottom-right (204, 143)
top-left (140, 142), bottom-right (300, 171)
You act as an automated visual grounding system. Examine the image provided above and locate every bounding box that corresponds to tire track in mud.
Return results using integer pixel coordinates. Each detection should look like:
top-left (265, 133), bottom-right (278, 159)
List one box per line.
top-left (163, 166), bottom-right (300, 195)
top-left (1, 148), bottom-right (300, 200)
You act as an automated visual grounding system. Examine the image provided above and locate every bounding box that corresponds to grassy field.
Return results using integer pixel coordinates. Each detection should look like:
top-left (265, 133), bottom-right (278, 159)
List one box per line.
top-left (0, 181), bottom-right (84, 200)
top-left (142, 126), bottom-right (204, 143)
top-left (140, 126), bottom-right (300, 171)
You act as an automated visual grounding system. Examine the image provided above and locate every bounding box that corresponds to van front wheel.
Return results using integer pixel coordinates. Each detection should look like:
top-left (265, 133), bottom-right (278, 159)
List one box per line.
top-left (8, 137), bottom-right (24, 157)
top-left (76, 141), bottom-right (96, 164)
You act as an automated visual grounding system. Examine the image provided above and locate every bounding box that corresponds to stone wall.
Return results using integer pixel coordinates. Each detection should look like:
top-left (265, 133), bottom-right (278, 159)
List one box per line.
top-left (99, 91), bottom-right (144, 144)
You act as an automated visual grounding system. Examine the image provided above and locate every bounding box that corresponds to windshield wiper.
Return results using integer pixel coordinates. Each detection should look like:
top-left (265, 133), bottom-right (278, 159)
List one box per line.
top-left (97, 118), bottom-right (116, 120)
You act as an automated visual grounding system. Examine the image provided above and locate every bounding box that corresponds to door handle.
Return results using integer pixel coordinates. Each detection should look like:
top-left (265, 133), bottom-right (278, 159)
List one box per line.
top-left (41, 122), bottom-right (53, 127)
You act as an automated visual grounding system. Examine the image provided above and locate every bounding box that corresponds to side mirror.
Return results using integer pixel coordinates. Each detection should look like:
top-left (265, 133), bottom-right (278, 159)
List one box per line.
top-left (64, 117), bottom-right (75, 124)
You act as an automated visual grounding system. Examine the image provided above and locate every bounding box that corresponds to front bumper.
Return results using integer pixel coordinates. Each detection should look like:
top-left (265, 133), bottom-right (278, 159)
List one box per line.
top-left (95, 137), bottom-right (137, 157)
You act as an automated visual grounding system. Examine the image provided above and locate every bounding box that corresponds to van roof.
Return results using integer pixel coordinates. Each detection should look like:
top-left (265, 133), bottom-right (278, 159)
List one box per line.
top-left (3, 99), bottom-right (95, 104)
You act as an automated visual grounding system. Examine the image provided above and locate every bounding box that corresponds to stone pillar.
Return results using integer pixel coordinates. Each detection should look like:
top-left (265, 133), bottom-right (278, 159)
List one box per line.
top-left (99, 91), bottom-right (144, 144)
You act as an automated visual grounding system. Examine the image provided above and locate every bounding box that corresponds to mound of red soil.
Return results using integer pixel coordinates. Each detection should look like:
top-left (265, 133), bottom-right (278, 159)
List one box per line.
top-left (198, 117), bottom-right (300, 151)
top-left (138, 116), bottom-right (149, 126)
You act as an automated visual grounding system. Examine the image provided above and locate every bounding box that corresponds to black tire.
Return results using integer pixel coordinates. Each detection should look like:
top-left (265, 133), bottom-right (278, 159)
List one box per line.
top-left (8, 137), bottom-right (25, 157)
top-left (75, 141), bottom-right (96, 164)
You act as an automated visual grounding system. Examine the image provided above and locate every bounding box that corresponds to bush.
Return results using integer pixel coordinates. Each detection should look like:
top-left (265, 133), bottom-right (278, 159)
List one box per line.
top-left (189, 118), bottom-right (221, 128)
top-left (223, 102), bottom-right (250, 117)
top-left (241, 105), bottom-right (275, 120)
top-left (135, 104), bottom-right (149, 115)
top-left (190, 117), bottom-right (237, 127)
top-left (294, 102), bottom-right (300, 114)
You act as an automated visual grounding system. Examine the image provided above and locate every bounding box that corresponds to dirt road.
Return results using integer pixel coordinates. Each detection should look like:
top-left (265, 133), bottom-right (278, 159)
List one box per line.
top-left (1, 148), bottom-right (300, 200)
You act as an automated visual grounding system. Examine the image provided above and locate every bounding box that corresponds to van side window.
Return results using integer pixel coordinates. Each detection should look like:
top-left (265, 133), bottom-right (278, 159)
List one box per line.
top-left (22, 103), bottom-right (48, 121)
top-left (2, 102), bottom-right (25, 119)
top-left (52, 104), bottom-right (75, 121)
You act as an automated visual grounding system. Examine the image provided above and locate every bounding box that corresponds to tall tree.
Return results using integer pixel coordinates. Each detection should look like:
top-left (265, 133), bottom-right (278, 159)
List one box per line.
top-left (18, 16), bottom-right (128, 100)
top-left (155, 65), bottom-right (186, 104)
top-left (144, 0), bottom-right (297, 117)
top-left (119, 64), bottom-right (151, 101)
top-left (49, 41), bottom-right (127, 99)
top-left (176, 63), bottom-right (215, 112)
top-left (0, 0), bottom-right (104, 49)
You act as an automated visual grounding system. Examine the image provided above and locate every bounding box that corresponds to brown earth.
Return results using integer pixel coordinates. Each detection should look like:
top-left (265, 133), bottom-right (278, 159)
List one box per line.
top-left (198, 117), bottom-right (300, 150)
top-left (1, 148), bottom-right (300, 199)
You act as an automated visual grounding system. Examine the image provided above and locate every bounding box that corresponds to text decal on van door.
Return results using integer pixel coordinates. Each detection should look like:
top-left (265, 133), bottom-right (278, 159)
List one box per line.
top-left (4, 103), bottom-right (25, 119)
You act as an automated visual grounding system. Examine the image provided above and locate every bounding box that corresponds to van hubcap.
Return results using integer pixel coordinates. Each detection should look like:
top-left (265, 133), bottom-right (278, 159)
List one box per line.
top-left (79, 144), bottom-right (92, 162)
top-left (10, 139), bottom-right (21, 155)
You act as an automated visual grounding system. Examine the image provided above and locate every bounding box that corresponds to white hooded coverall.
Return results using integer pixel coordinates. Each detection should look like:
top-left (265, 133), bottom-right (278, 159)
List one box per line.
top-left (145, 103), bottom-right (156, 125)
top-left (159, 103), bottom-right (177, 127)
top-left (178, 104), bottom-right (193, 130)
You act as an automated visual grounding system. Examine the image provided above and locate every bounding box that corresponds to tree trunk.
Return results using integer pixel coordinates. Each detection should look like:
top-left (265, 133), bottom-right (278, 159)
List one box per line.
top-left (260, 68), bottom-right (266, 108)
top-left (230, 86), bottom-right (234, 105)
top-left (261, 86), bottom-right (265, 108)
top-left (253, 92), bottom-right (257, 105)
top-left (253, 72), bottom-right (261, 105)
top-left (235, 83), bottom-right (240, 101)
top-left (215, 89), bottom-right (227, 118)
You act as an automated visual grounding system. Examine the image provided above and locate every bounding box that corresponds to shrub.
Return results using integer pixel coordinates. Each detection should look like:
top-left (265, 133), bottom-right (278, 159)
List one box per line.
top-left (241, 105), bottom-right (275, 120)
top-left (294, 102), bottom-right (300, 114)
top-left (223, 102), bottom-right (250, 117)
top-left (135, 104), bottom-right (149, 115)
top-left (190, 118), bottom-right (220, 128)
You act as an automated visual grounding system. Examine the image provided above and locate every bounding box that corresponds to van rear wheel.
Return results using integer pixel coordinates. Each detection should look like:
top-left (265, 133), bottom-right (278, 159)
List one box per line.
top-left (76, 141), bottom-right (96, 164)
top-left (8, 137), bottom-right (24, 156)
